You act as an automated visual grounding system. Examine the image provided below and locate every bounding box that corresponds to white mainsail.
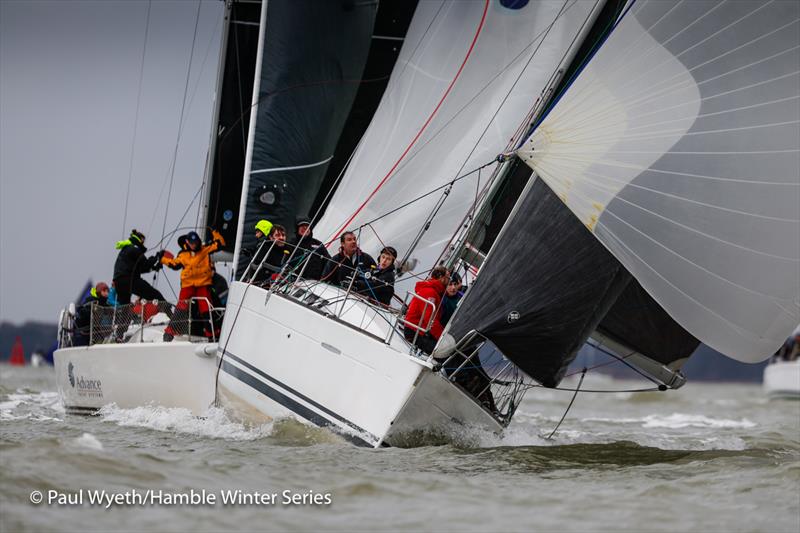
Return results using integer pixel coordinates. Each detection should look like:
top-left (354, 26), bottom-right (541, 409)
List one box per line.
top-left (315, 0), bottom-right (602, 269)
top-left (518, 0), bottom-right (800, 362)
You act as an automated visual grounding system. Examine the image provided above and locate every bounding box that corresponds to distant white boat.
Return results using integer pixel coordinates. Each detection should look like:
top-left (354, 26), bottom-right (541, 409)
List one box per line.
top-left (763, 360), bottom-right (800, 400)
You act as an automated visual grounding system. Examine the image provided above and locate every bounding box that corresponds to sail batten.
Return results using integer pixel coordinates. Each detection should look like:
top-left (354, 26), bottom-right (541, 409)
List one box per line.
top-left (517, 0), bottom-right (800, 362)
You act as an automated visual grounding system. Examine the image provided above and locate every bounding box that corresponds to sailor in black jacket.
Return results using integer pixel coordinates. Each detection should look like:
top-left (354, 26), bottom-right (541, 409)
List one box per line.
top-left (73, 282), bottom-right (110, 346)
top-left (355, 246), bottom-right (397, 305)
top-left (287, 217), bottom-right (330, 280)
top-left (321, 231), bottom-right (377, 288)
top-left (112, 229), bottom-right (165, 305)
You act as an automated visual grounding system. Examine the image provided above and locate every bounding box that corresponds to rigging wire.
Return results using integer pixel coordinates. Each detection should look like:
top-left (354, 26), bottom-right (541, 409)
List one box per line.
top-left (355, 159), bottom-right (497, 233)
top-left (146, 0), bottom-right (220, 237)
top-left (189, 8), bottom-right (224, 230)
top-left (159, 0), bottom-right (203, 247)
top-left (232, 2), bottom-right (248, 159)
top-left (326, 0), bottom-right (491, 243)
top-left (121, 0), bottom-right (152, 239)
top-left (321, 0), bottom-right (598, 271)
top-left (546, 368), bottom-right (585, 439)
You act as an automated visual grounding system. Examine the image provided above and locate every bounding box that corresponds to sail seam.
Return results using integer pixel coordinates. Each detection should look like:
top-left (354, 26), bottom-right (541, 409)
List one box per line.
top-left (602, 2), bottom-right (777, 105)
top-left (250, 155), bottom-right (334, 174)
top-left (533, 157), bottom-right (800, 224)
top-left (596, 217), bottom-right (799, 340)
top-left (531, 158), bottom-right (799, 261)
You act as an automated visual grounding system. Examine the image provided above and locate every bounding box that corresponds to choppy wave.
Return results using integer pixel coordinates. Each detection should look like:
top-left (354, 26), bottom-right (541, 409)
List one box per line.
top-left (95, 404), bottom-right (346, 446)
top-left (641, 413), bottom-right (756, 429)
top-left (423, 410), bottom-right (754, 452)
top-left (97, 405), bottom-right (274, 441)
top-left (579, 413), bottom-right (756, 429)
top-left (72, 432), bottom-right (104, 451)
top-left (0, 391), bottom-right (63, 421)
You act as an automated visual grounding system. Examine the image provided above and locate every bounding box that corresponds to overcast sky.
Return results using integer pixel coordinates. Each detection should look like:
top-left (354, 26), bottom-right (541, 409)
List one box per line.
top-left (1, 0), bottom-right (224, 324)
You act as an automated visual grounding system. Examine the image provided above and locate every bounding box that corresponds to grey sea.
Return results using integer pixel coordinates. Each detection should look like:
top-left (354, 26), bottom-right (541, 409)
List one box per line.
top-left (1, 364), bottom-right (798, 532)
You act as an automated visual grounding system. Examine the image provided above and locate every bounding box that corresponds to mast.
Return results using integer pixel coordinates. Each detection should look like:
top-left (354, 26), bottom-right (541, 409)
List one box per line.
top-left (231, 0), bottom-right (269, 272)
top-left (439, 0), bottom-right (611, 271)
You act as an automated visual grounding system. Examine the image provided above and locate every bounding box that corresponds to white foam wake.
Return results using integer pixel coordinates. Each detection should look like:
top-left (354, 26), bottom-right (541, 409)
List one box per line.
top-left (97, 404), bottom-right (273, 441)
top-left (442, 409), bottom-right (754, 451)
top-left (0, 391), bottom-right (64, 421)
top-left (72, 432), bottom-right (104, 451)
top-left (580, 413), bottom-right (756, 429)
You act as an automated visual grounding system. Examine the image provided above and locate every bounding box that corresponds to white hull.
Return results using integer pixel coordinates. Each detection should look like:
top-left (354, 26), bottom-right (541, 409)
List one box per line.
top-left (763, 360), bottom-right (800, 400)
top-left (54, 342), bottom-right (218, 415)
top-left (217, 281), bottom-right (502, 447)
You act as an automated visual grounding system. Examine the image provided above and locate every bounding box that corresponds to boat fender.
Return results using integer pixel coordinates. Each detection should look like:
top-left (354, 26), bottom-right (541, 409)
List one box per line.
top-left (194, 343), bottom-right (219, 358)
top-left (432, 333), bottom-right (456, 359)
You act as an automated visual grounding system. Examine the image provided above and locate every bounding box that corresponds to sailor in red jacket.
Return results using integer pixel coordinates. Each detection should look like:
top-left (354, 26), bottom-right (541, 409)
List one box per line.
top-left (403, 266), bottom-right (449, 354)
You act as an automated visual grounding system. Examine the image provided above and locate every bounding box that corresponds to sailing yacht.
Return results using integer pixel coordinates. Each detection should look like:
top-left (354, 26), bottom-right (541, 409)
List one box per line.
top-left (763, 325), bottom-right (800, 400)
top-left (53, 0), bottom-right (400, 415)
top-left (54, 0), bottom-right (798, 447)
top-left (216, 0), bottom-right (799, 447)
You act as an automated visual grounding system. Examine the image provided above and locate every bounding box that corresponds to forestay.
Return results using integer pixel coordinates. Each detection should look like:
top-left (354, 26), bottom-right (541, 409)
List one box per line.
top-left (315, 0), bottom-right (602, 269)
top-left (518, 0), bottom-right (800, 362)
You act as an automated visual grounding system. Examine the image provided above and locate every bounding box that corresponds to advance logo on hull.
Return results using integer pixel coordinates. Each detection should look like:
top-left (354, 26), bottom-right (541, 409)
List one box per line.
top-left (68, 362), bottom-right (103, 398)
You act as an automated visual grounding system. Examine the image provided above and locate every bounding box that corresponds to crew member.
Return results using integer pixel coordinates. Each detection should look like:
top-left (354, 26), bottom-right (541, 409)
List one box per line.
top-left (160, 229), bottom-right (225, 340)
top-left (439, 272), bottom-right (463, 326)
top-left (73, 282), bottom-right (110, 346)
top-left (288, 216), bottom-right (330, 280)
top-left (241, 219), bottom-right (273, 281)
top-left (403, 266), bottom-right (449, 354)
top-left (321, 231), bottom-right (377, 288)
top-left (113, 229), bottom-right (164, 305)
top-left (356, 246), bottom-right (397, 306)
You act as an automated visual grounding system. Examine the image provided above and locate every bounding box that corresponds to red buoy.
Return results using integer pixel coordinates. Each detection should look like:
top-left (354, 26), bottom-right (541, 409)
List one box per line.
top-left (9, 336), bottom-right (25, 366)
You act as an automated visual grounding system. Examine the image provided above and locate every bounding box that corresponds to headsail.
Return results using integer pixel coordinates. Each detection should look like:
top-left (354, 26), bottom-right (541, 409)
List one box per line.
top-left (202, 0), bottom-right (261, 253)
top-left (315, 0), bottom-right (604, 270)
top-left (225, 0), bottom-right (378, 276)
top-left (447, 177), bottom-right (632, 388)
top-left (517, 0), bottom-right (800, 362)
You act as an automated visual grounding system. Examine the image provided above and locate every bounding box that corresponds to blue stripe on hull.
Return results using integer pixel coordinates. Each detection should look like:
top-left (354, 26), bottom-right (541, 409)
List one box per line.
top-left (219, 352), bottom-right (378, 447)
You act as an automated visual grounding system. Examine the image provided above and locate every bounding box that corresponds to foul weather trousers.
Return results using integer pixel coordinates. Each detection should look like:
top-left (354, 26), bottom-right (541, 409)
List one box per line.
top-left (114, 276), bottom-right (165, 305)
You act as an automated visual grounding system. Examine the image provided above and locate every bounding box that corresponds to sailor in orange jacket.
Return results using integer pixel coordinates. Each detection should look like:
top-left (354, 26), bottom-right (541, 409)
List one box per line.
top-left (161, 230), bottom-right (225, 340)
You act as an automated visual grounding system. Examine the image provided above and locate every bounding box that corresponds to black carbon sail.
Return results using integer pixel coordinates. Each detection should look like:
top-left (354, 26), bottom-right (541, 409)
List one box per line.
top-left (446, 178), bottom-right (632, 388)
top-left (595, 281), bottom-right (700, 371)
top-left (202, 0), bottom-right (261, 252)
top-left (311, 0), bottom-right (419, 218)
top-left (233, 0), bottom-right (378, 276)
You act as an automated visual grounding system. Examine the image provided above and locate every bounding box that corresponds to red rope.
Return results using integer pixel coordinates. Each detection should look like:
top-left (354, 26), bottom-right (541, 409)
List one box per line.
top-left (327, 0), bottom-right (491, 244)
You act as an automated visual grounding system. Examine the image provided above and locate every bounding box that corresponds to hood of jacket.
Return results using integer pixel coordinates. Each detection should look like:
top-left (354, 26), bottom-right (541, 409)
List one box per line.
top-left (414, 278), bottom-right (446, 297)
